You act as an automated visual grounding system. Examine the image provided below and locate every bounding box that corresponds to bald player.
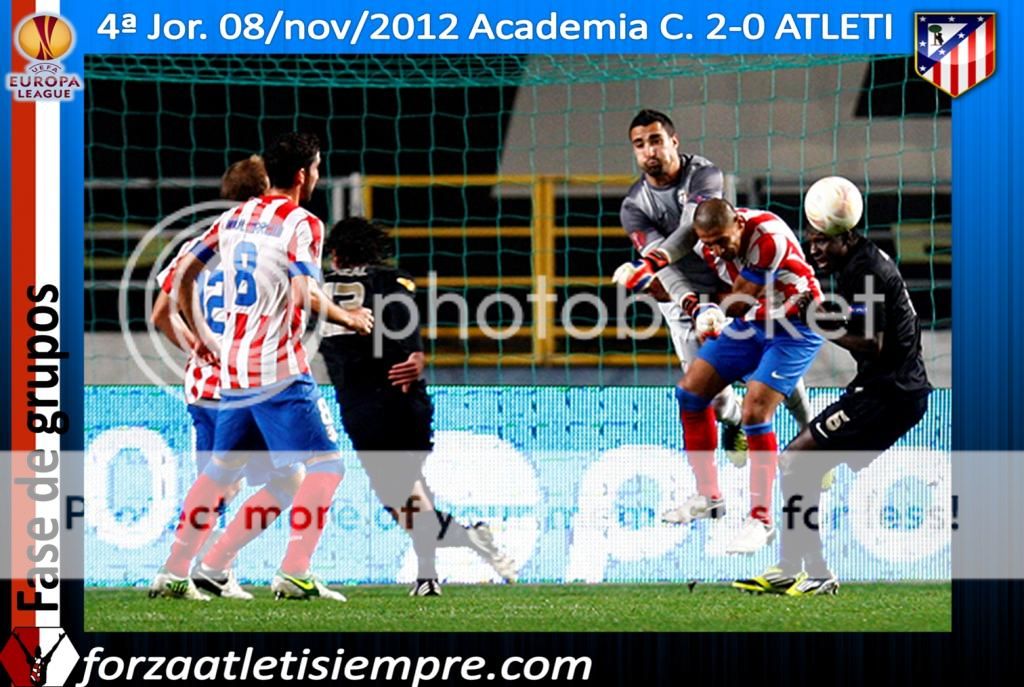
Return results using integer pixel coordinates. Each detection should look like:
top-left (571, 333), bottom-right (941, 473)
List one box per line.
top-left (734, 194), bottom-right (931, 596)
top-left (611, 109), bottom-right (813, 522)
top-left (671, 198), bottom-right (825, 554)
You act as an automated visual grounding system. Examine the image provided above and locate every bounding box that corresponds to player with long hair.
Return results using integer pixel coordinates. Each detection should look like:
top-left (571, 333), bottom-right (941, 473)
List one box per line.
top-left (319, 217), bottom-right (518, 596)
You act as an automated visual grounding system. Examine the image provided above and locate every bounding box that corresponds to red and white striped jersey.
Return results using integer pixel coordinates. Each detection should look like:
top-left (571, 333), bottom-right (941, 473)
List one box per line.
top-left (698, 208), bottom-right (822, 319)
top-left (156, 237), bottom-right (222, 404)
top-left (191, 195), bottom-right (325, 391)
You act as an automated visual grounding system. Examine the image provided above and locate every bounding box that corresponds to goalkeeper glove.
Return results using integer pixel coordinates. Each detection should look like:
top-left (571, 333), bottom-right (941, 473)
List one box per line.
top-left (611, 249), bottom-right (670, 292)
top-left (693, 303), bottom-right (726, 340)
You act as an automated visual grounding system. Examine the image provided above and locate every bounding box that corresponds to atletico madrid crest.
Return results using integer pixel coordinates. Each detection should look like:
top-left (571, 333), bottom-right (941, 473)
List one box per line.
top-left (915, 13), bottom-right (995, 97)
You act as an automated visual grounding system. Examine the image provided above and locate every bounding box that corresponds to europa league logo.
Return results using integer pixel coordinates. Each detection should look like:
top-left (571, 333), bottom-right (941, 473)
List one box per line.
top-left (15, 14), bottom-right (74, 74)
top-left (7, 13), bottom-right (83, 100)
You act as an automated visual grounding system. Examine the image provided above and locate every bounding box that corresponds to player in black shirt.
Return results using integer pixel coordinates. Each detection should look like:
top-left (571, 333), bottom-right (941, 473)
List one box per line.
top-left (320, 217), bottom-right (518, 596)
top-left (734, 214), bottom-right (932, 596)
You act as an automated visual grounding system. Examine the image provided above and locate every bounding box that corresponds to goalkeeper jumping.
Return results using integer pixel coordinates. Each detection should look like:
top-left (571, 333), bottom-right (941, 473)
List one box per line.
top-left (612, 109), bottom-right (813, 529)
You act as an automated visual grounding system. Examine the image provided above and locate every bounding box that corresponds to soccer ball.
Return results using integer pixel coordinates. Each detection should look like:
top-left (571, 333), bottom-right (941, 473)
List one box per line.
top-left (803, 176), bottom-right (864, 236)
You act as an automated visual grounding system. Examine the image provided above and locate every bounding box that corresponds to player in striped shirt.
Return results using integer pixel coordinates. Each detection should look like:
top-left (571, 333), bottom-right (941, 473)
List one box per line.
top-left (669, 198), bottom-right (824, 554)
top-left (152, 133), bottom-right (373, 601)
top-left (149, 156), bottom-right (312, 601)
top-left (611, 110), bottom-right (813, 516)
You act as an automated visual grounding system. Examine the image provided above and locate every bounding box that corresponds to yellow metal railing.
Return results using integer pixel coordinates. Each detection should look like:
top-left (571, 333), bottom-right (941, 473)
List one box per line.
top-left (361, 174), bottom-right (673, 367)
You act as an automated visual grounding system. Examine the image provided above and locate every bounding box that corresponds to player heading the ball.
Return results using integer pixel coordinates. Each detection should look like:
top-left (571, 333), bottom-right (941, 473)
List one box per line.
top-left (614, 108), bottom-right (813, 490)
top-left (734, 177), bottom-right (932, 596)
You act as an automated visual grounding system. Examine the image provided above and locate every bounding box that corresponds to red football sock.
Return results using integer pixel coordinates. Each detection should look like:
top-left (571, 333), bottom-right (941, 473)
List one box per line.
top-left (202, 487), bottom-right (284, 572)
top-left (682, 407), bottom-right (720, 500)
top-left (280, 471), bottom-right (342, 576)
top-left (747, 430), bottom-right (779, 525)
top-left (164, 474), bottom-right (228, 577)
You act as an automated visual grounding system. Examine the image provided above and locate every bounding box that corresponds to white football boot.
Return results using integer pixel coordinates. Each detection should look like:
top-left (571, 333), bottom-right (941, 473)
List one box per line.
top-left (467, 523), bottom-right (519, 583)
top-left (725, 517), bottom-right (777, 555)
top-left (409, 579), bottom-right (443, 597)
top-left (192, 564), bottom-right (254, 600)
top-left (661, 494), bottom-right (726, 525)
top-left (271, 571), bottom-right (347, 602)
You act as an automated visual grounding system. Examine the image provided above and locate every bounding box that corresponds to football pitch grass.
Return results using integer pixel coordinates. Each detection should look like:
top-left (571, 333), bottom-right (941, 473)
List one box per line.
top-left (86, 582), bottom-right (950, 633)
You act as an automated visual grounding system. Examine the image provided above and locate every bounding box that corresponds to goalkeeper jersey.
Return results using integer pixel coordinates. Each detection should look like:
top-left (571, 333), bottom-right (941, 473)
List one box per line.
top-left (619, 153), bottom-right (728, 300)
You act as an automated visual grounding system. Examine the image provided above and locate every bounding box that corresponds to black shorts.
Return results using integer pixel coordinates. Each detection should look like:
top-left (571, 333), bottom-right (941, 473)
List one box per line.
top-left (337, 384), bottom-right (434, 452)
top-left (336, 385), bottom-right (435, 507)
top-left (808, 387), bottom-right (930, 466)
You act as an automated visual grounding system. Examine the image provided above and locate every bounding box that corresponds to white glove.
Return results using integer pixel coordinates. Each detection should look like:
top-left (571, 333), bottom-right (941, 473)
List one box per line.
top-left (612, 261), bottom-right (640, 288)
top-left (694, 304), bottom-right (726, 340)
top-left (611, 250), bottom-right (669, 292)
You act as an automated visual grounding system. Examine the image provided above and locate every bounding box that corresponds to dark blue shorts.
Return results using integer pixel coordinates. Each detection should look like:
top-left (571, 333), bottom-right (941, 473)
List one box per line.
top-left (211, 374), bottom-right (340, 470)
top-left (808, 387), bottom-right (930, 464)
top-left (188, 403), bottom-right (298, 486)
top-left (697, 319), bottom-right (823, 397)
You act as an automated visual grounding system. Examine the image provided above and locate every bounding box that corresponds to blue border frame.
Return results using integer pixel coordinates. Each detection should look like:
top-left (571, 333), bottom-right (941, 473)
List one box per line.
top-left (4, 0), bottom-right (1021, 677)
